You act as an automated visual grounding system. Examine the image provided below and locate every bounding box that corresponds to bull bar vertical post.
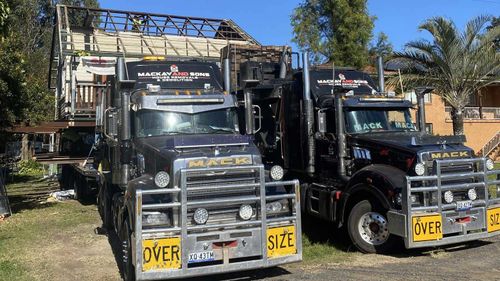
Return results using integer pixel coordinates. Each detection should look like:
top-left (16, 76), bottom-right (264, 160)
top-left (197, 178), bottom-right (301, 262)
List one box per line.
top-left (259, 166), bottom-right (268, 265)
top-left (135, 190), bottom-right (143, 275)
top-left (180, 170), bottom-right (188, 275)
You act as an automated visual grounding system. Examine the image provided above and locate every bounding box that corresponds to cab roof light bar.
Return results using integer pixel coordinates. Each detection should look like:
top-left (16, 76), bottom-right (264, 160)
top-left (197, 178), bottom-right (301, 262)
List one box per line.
top-left (156, 98), bottom-right (224, 105)
top-left (359, 97), bottom-right (405, 102)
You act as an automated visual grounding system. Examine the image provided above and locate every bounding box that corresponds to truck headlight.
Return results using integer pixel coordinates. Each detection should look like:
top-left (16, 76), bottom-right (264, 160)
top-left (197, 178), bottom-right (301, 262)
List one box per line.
top-left (486, 158), bottom-right (495, 171)
top-left (193, 208), bottom-right (209, 225)
top-left (154, 171), bottom-right (170, 188)
top-left (443, 191), bottom-right (454, 203)
top-left (396, 193), bottom-right (419, 205)
top-left (270, 165), bottom-right (284, 181)
top-left (266, 200), bottom-right (289, 214)
top-left (238, 204), bottom-right (253, 220)
top-left (142, 211), bottom-right (169, 226)
top-left (414, 163), bottom-right (425, 176)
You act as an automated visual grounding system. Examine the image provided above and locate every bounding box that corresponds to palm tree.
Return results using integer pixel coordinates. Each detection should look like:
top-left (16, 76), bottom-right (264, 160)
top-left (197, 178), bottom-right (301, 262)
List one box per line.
top-left (388, 15), bottom-right (500, 135)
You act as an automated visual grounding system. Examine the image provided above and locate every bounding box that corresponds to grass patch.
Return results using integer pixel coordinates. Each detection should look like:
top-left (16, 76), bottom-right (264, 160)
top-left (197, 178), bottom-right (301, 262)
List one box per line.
top-left (0, 260), bottom-right (28, 281)
top-left (300, 214), bottom-right (356, 265)
top-left (0, 178), bottom-right (99, 281)
top-left (302, 234), bottom-right (353, 264)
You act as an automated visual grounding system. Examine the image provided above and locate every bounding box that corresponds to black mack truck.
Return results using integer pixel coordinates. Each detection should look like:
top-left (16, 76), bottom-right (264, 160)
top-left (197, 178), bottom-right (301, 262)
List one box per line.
top-left (237, 51), bottom-right (500, 253)
top-left (95, 58), bottom-right (302, 280)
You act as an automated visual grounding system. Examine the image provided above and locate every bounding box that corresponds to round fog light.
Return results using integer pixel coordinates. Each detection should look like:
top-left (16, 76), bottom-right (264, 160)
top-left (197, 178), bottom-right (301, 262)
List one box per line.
top-left (468, 189), bottom-right (477, 201)
top-left (154, 171), bottom-right (170, 188)
top-left (193, 208), bottom-right (209, 225)
top-left (414, 163), bottom-right (425, 176)
top-left (270, 165), bottom-right (284, 181)
top-left (444, 191), bottom-right (454, 204)
top-left (238, 204), bottom-right (253, 220)
top-left (486, 158), bottom-right (495, 171)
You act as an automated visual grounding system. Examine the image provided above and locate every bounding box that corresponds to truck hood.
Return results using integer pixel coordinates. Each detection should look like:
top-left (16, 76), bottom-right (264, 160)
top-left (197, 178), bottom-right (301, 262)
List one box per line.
top-left (351, 132), bottom-right (474, 161)
top-left (135, 134), bottom-right (259, 175)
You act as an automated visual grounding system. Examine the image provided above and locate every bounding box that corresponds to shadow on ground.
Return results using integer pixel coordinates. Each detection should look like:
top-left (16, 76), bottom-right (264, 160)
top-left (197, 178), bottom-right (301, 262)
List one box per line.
top-left (6, 178), bottom-right (60, 213)
top-left (301, 212), bottom-right (494, 259)
top-left (301, 212), bottom-right (355, 252)
top-left (101, 226), bottom-right (291, 281)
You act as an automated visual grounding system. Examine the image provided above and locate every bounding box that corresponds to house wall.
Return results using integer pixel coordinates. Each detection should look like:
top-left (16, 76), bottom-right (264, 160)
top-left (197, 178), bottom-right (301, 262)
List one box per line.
top-left (424, 93), bottom-right (500, 153)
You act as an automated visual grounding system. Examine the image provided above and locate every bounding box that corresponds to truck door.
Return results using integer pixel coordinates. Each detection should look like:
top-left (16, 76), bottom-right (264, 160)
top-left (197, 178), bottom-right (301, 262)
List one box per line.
top-left (317, 108), bottom-right (339, 179)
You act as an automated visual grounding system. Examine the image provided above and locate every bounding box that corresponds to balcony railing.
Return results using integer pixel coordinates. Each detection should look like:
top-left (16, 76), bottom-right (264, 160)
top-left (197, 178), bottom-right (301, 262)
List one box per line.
top-left (58, 83), bottom-right (107, 120)
top-left (445, 106), bottom-right (500, 120)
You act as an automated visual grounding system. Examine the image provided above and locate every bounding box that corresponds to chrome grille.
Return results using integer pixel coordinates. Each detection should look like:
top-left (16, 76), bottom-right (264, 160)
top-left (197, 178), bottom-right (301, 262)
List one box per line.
top-left (185, 168), bottom-right (260, 227)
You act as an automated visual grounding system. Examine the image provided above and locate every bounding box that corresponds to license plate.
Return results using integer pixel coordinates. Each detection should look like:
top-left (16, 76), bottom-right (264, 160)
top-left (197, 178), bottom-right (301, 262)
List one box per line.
top-left (142, 237), bottom-right (181, 272)
top-left (267, 225), bottom-right (296, 258)
top-left (487, 207), bottom-right (500, 233)
top-left (456, 200), bottom-right (473, 211)
top-left (188, 251), bottom-right (215, 264)
top-left (412, 214), bottom-right (443, 242)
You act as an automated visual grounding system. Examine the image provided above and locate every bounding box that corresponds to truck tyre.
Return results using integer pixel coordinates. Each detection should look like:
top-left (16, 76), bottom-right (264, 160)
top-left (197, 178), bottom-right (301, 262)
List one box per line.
top-left (121, 219), bottom-right (135, 281)
top-left (347, 200), bottom-right (396, 254)
top-left (98, 183), bottom-right (113, 229)
top-left (73, 174), bottom-right (81, 201)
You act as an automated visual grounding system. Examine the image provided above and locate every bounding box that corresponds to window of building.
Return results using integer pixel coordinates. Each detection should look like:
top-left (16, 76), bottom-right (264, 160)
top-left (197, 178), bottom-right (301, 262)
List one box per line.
top-left (424, 93), bottom-right (432, 103)
top-left (425, 123), bottom-right (433, 134)
top-left (404, 91), bottom-right (432, 104)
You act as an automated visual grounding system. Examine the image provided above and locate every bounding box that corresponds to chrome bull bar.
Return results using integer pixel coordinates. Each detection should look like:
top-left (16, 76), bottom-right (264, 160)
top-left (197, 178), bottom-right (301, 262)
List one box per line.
top-left (388, 158), bottom-right (500, 249)
top-left (134, 165), bottom-right (302, 280)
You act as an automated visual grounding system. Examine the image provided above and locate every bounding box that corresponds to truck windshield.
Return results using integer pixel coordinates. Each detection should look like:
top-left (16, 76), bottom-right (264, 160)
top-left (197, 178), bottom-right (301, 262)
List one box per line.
top-left (345, 108), bottom-right (416, 134)
top-left (134, 108), bottom-right (238, 137)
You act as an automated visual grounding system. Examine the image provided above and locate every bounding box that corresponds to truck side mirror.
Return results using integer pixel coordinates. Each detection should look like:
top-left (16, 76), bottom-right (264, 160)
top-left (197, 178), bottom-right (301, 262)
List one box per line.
top-left (104, 108), bottom-right (118, 141)
top-left (317, 109), bottom-right (327, 134)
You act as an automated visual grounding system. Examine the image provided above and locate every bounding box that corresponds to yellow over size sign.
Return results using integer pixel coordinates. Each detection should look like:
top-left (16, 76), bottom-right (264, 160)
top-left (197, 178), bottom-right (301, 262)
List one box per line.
top-left (267, 225), bottom-right (296, 258)
top-left (412, 214), bottom-right (443, 242)
top-left (142, 237), bottom-right (181, 272)
top-left (487, 207), bottom-right (500, 233)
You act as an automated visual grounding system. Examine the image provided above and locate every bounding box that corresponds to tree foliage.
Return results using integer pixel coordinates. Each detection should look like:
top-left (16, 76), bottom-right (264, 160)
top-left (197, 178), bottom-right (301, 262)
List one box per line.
top-left (0, 0), bottom-right (99, 129)
top-left (487, 16), bottom-right (499, 50)
top-left (369, 32), bottom-right (393, 59)
top-left (388, 16), bottom-right (500, 136)
top-left (291, 0), bottom-right (375, 68)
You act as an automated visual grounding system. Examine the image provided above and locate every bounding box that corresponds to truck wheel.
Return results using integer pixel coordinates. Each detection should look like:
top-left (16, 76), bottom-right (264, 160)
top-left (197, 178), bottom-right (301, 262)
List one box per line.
top-left (98, 184), bottom-right (113, 229)
top-left (347, 200), bottom-right (395, 254)
top-left (73, 175), bottom-right (81, 201)
top-left (121, 219), bottom-right (135, 281)
top-left (74, 175), bottom-right (87, 201)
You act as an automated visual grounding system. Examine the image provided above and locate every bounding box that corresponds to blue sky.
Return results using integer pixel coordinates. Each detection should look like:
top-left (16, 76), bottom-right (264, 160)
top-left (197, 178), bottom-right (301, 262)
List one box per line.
top-left (99, 0), bottom-right (499, 51)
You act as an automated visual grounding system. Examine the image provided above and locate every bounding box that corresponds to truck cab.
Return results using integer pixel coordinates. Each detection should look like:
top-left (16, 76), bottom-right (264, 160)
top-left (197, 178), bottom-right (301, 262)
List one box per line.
top-left (240, 53), bottom-right (500, 253)
top-left (96, 59), bottom-right (302, 280)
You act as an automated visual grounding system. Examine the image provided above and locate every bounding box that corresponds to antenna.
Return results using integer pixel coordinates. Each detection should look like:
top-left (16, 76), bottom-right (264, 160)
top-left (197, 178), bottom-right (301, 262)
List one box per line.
top-left (331, 61), bottom-right (335, 96)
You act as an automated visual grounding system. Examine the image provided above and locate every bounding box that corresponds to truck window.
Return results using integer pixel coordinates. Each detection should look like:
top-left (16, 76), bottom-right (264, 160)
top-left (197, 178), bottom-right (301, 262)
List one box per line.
top-left (345, 108), bottom-right (416, 134)
top-left (134, 108), bottom-right (239, 137)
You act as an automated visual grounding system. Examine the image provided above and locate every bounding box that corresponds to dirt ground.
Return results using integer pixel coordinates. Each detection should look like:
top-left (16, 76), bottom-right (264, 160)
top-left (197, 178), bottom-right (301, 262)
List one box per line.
top-left (2, 178), bottom-right (500, 281)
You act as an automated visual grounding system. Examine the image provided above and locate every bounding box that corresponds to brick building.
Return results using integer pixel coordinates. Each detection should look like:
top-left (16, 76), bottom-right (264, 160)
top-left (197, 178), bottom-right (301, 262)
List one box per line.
top-left (406, 83), bottom-right (500, 159)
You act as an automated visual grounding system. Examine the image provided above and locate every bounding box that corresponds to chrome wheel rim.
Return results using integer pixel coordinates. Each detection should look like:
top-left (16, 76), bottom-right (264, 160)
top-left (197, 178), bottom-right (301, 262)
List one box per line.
top-left (357, 212), bottom-right (389, 245)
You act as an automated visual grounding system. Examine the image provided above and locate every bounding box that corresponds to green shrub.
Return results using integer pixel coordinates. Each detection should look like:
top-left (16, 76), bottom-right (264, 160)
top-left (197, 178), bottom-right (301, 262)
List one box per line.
top-left (17, 160), bottom-right (43, 176)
